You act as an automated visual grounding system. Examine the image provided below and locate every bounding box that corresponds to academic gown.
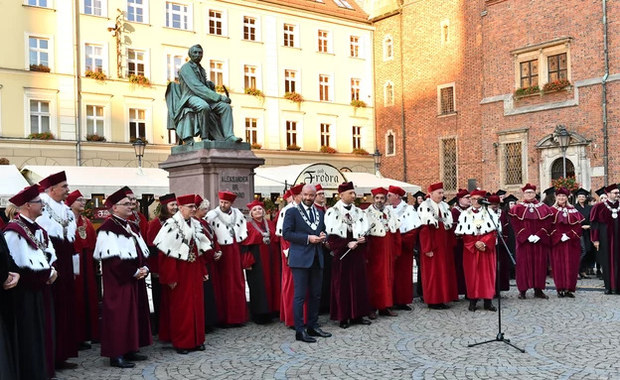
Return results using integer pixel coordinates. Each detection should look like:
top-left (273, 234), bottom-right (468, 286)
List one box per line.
top-left (241, 219), bottom-right (281, 322)
top-left (366, 230), bottom-right (400, 310)
top-left (197, 218), bottom-right (220, 330)
top-left (450, 207), bottom-right (468, 296)
top-left (496, 210), bottom-right (514, 291)
top-left (550, 206), bottom-right (584, 292)
top-left (0, 232), bottom-right (18, 380)
top-left (147, 217), bottom-right (168, 340)
top-left (73, 215), bottom-right (100, 342)
top-left (575, 202), bottom-right (595, 270)
top-left (591, 200), bottom-right (620, 292)
top-left (393, 229), bottom-right (418, 305)
top-left (314, 204), bottom-right (332, 313)
top-left (128, 211), bottom-right (152, 344)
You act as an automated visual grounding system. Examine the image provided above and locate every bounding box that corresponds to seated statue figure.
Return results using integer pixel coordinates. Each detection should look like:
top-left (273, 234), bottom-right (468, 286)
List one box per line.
top-left (165, 44), bottom-right (242, 145)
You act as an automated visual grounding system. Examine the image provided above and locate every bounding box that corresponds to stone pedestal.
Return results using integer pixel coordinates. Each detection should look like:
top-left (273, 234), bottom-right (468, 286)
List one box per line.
top-left (159, 141), bottom-right (265, 213)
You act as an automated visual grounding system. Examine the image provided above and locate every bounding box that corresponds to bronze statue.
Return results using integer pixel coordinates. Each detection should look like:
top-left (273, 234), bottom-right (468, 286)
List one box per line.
top-left (165, 44), bottom-right (242, 145)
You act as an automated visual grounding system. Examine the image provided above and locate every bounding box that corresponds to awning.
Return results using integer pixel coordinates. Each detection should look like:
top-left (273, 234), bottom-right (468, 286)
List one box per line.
top-left (0, 165), bottom-right (31, 207)
top-left (21, 165), bottom-right (170, 198)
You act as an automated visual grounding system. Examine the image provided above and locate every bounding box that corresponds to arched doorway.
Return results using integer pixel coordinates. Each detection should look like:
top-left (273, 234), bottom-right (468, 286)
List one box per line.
top-left (551, 157), bottom-right (575, 180)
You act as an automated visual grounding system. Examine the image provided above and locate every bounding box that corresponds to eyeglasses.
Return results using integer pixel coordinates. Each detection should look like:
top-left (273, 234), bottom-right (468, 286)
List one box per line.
top-left (182, 205), bottom-right (197, 209)
top-left (76, 198), bottom-right (86, 203)
top-left (116, 202), bottom-right (133, 207)
top-left (28, 200), bottom-right (43, 204)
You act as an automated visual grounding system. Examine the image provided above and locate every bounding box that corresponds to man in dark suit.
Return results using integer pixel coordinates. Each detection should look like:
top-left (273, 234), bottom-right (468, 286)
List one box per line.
top-left (283, 184), bottom-right (332, 343)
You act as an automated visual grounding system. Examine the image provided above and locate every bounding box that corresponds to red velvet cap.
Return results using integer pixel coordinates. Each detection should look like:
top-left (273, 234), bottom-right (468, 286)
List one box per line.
top-left (470, 190), bottom-right (487, 198)
top-left (247, 200), bottom-right (265, 210)
top-left (290, 184), bottom-right (304, 196)
top-left (338, 181), bottom-right (354, 193)
top-left (10, 184), bottom-right (41, 207)
top-left (177, 194), bottom-right (196, 206)
top-left (218, 191), bottom-right (237, 203)
top-left (39, 171), bottom-right (67, 190)
top-left (521, 183), bottom-right (537, 192)
top-left (283, 190), bottom-right (292, 199)
top-left (160, 193), bottom-right (176, 205)
top-left (428, 182), bottom-right (443, 193)
top-left (605, 184), bottom-right (618, 194)
top-left (388, 185), bottom-right (405, 197)
top-left (65, 190), bottom-right (83, 206)
top-left (315, 184), bottom-right (324, 192)
top-left (556, 187), bottom-right (570, 196)
top-left (193, 194), bottom-right (203, 207)
top-left (121, 186), bottom-right (134, 195)
top-left (456, 188), bottom-right (470, 199)
top-left (104, 188), bottom-right (129, 208)
top-left (488, 195), bottom-right (501, 204)
top-left (371, 187), bottom-right (388, 196)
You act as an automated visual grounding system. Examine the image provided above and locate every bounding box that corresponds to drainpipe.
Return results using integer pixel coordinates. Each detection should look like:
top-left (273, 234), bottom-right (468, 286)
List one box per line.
top-left (398, 3), bottom-right (408, 182)
top-left (74, 0), bottom-right (82, 166)
top-left (602, 0), bottom-right (609, 186)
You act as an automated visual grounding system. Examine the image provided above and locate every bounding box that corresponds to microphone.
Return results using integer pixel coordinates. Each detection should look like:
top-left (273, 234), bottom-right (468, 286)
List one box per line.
top-left (479, 198), bottom-right (492, 206)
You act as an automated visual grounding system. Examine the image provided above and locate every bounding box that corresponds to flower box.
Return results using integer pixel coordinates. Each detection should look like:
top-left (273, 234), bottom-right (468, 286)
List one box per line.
top-left (350, 99), bottom-right (367, 108)
top-left (245, 88), bottom-right (264, 98)
top-left (320, 146), bottom-right (338, 154)
top-left (514, 85), bottom-right (540, 99)
top-left (284, 92), bottom-right (304, 103)
top-left (30, 64), bottom-right (51, 73)
top-left (543, 79), bottom-right (571, 93)
top-left (85, 70), bottom-right (107, 81)
top-left (352, 148), bottom-right (369, 155)
top-left (86, 134), bottom-right (106, 142)
top-left (251, 143), bottom-right (262, 150)
top-left (129, 74), bottom-right (151, 87)
top-left (286, 144), bottom-right (301, 151)
top-left (28, 132), bottom-right (54, 140)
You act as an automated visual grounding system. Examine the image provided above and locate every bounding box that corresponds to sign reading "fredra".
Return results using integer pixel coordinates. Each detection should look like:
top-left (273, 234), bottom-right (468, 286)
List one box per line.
top-left (293, 163), bottom-right (347, 191)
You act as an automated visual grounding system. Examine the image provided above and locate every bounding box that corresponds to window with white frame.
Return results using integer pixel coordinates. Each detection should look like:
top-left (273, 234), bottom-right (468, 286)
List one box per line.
top-left (437, 84), bottom-right (455, 115)
top-left (244, 65), bottom-right (257, 90)
top-left (318, 30), bottom-right (329, 53)
top-left (283, 24), bottom-right (296, 47)
top-left (385, 130), bottom-right (395, 156)
top-left (243, 16), bottom-right (256, 41)
top-left (166, 54), bottom-right (183, 81)
top-left (127, 49), bottom-right (146, 77)
top-left (209, 9), bottom-right (223, 35)
top-left (320, 123), bottom-right (331, 147)
top-left (29, 37), bottom-right (50, 70)
top-left (30, 100), bottom-right (50, 134)
top-left (285, 69), bottom-right (297, 93)
top-left (209, 60), bottom-right (224, 86)
top-left (352, 126), bottom-right (361, 149)
top-left (127, 0), bottom-right (146, 23)
top-left (166, 2), bottom-right (191, 30)
top-left (286, 121), bottom-right (297, 147)
top-left (27, 0), bottom-right (49, 7)
top-left (319, 74), bottom-right (330, 102)
top-left (350, 35), bottom-right (360, 58)
top-left (85, 43), bottom-right (104, 73)
top-left (245, 118), bottom-right (258, 144)
top-left (128, 108), bottom-right (146, 140)
top-left (83, 0), bottom-right (104, 16)
top-left (383, 35), bottom-right (393, 61)
top-left (85, 105), bottom-right (104, 136)
top-left (384, 81), bottom-right (394, 106)
top-left (351, 78), bottom-right (360, 101)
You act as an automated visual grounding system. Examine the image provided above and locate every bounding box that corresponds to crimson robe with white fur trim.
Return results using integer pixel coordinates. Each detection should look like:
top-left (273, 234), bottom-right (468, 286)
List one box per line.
top-left (388, 200), bottom-right (420, 305)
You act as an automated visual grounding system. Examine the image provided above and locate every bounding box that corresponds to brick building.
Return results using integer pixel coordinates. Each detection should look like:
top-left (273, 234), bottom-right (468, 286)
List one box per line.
top-left (370, 0), bottom-right (619, 196)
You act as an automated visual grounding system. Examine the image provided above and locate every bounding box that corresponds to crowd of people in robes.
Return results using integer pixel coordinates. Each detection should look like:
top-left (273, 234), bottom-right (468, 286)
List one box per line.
top-left (1, 169), bottom-right (616, 377)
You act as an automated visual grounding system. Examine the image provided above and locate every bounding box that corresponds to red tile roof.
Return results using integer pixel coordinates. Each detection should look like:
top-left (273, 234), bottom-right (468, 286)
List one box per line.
top-left (248, 0), bottom-right (370, 23)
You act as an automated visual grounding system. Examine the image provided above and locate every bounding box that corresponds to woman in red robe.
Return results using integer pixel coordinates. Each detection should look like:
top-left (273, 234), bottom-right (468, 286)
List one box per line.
top-left (549, 187), bottom-right (584, 298)
top-left (242, 200), bottom-right (281, 324)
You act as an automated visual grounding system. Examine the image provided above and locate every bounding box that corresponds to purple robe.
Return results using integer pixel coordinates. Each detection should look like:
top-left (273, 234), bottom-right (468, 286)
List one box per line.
top-left (591, 200), bottom-right (620, 292)
top-left (550, 206), bottom-right (583, 291)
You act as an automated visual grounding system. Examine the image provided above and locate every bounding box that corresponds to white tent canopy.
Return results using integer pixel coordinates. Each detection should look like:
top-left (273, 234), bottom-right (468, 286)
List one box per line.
top-left (0, 165), bottom-right (31, 207)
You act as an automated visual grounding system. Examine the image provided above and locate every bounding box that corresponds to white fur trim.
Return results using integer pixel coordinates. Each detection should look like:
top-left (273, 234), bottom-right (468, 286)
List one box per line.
top-left (36, 193), bottom-right (77, 242)
top-left (206, 207), bottom-right (248, 245)
top-left (275, 203), bottom-right (294, 237)
top-left (94, 229), bottom-right (149, 261)
top-left (4, 230), bottom-right (56, 270)
top-left (455, 208), bottom-right (500, 236)
top-left (388, 200), bottom-right (421, 233)
top-left (324, 201), bottom-right (368, 239)
top-left (365, 205), bottom-right (400, 237)
top-left (418, 199), bottom-right (453, 230)
top-left (154, 212), bottom-right (212, 261)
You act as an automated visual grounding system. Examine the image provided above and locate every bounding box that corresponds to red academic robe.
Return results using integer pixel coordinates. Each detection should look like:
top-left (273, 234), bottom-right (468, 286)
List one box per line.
top-left (197, 218), bottom-right (221, 328)
top-left (462, 232), bottom-right (497, 300)
top-left (366, 231), bottom-right (400, 309)
top-left (509, 201), bottom-right (553, 292)
top-left (128, 210), bottom-right (152, 345)
top-left (591, 200), bottom-right (620, 292)
top-left (419, 218), bottom-right (458, 305)
top-left (147, 217), bottom-right (171, 341)
top-left (450, 207), bottom-right (468, 295)
top-left (497, 210), bottom-right (513, 291)
top-left (393, 229), bottom-right (418, 305)
top-left (210, 242), bottom-right (247, 324)
top-left (73, 215), bottom-right (99, 342)
top-left (549, 206), bottom-right (584, 292)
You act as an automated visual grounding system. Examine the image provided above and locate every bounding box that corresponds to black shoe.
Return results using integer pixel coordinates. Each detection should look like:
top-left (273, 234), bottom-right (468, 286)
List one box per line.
top-left (534, 289), bottom-right (549, 299)
top-left (428, 304), bottom-right (442, 310)
top-left (394, 304), bottom-right (412, 311)
top-left (468, 299), bottom-right (477, 312)
top-left (295, 331), bottom-right (317, 343)
top-left (195, 344), bottom-right (206, 351)
top-left (378, 308), bottom-right (398, 317)
top-left (307, 327), bottom-right (332, 338)
top-left (368, 311), bottom-right (378, 320)
top-left (565, 292), bottom-right (575, 298)
top-left (55, 361), bottom-right (78, 370)
top-left (339, 320), bottom-right (351, 329)
top-left (438, 303), bottom-right (450, 310)
top-left (124, 352), bottom-right (147, 361)
top-left (518, 292), bottom-right (526, 299)
top-left (483, 300), bottom-right (496, 312)
top-left (604, 289), bottom-right (612, 295)
top-left (175, 348), bottom-right (190, 354)
top-left (353, 317), bottom-right (372, 325)
top-left (110, 357), bottom-right (135, 368)
top-left (557, 290), bottom-right (565, 298)
top-left (79, 341), bottom-right (92, 350)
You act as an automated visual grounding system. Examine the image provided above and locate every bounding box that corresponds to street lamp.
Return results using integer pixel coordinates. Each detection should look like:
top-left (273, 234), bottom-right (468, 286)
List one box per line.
top-left (132, 138), bottom-right (146, 174)
top-left (373, 148), bottom-right (382, 177)
top-left (554, 125), bottom-right (571, 178)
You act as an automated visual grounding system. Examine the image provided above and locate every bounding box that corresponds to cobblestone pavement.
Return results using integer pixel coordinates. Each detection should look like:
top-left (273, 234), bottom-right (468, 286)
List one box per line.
top-left (58, 278), bottom-right (620, 380)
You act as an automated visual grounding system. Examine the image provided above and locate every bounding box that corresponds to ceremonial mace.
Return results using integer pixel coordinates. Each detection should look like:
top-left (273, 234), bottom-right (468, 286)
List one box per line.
top-left (339, 223), bottom-right (375, 261)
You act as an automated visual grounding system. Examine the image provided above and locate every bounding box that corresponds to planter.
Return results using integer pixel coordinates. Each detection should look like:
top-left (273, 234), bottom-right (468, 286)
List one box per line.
top-left (251, 143), bottom-right (262, 150)
top-left (320, 146), bottom-right (338, 154)
top-left (85, 70), bottom-right (107, 81)
top-left (28, 132), bottom-right (55, 140)
top-left (286, 144), bottom-right (301, 151)
top-left (86, 134), bottom-right (107, 142)
top-left (129, 74), bottom-right (151, 87)
top-left (30, 64), bottom-right (51, 73)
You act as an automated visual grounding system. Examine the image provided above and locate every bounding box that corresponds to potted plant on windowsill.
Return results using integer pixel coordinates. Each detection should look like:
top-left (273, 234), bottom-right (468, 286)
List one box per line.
top-left (542, 79), bottom-right (571, 94)
top-left (352, 148), bottom-right (369, 155)
top-left (284, 92), bottom-right (304, 104)
top-left (250, 142), bottom-right (262, 150)
top-left (286, 144), bottom-right (301, 151)
top-left (85, 70), bottom-right (107, 81)
top-left (86, 134), bottom-right (106, 142)
top-left (350, 99), bottom-right (367, 108)
top-left (129, 74), bottom-right (151, 87)
top-left (320, 145), bottom-right (338, 154)
top-left (245, 87), bottom-right (265, 98)
top-left (0, 158), bottom-right (10, 165)
top-left (130, 137), bottom-right (149, 144)
top-left (514, 85), bottom-right (540, 99)
top-left (30, 64), bottom-right (51, 73)
top-left (28, 132), bottom-right (55, 140)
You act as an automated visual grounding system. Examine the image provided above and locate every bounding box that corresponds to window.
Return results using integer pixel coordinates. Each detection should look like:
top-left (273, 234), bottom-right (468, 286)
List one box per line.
top-left (441, 19), bottom-right (449, 44)
top-left (166, 54), bottom-right (183, 81)
top-left (318, 30), bottom-right (329, 53)
top-left (319, 74), bottom-right (330, 102)
top-left (127, 49), bottom-right (146, 77)
top-left (245, 118), bottom-right (258, 144)
top-left (352, 126), bottom-right (361, 149)
top-left (438, 85), bottom-right (455, 115)
top-left (209, 10), bottom-right (222, 35)
top-left (166, 2), bottom-right (191, 30)
top-left (86, 105), bottom-right (104, 136)
top-left (243, 16), bottom-right (256, 41)
top-left (244, 65), bottom-right (257, 90)
top-left (384, 81), bottom-right (394, 106)
top-left (286, 121), bottom-right (297, 146)
top-left (285, 69), bottom-right (297, 93)
top-left (85, 43), bottom-right (104, 73)
top-left (209, 60), bottom-right (224, 86)
top-left (320, 123), bottom-right (331, 147)
top-left (29, 37), bottom-right (49, 69)
top-left (128, 108), bottom-right (146, 140)
top-left (351, 78), bottom-right (360, 101)
top-left (30, 100), bottom-right (50, 134)
top-left (548, 53), bottom-right (567, 82)
top-left (504, 142), bottom-right (523, 185)
top-left (385, 130), bottom-right (395, 156)
top-left (127, 0), bottom-right (146, 23)
top-left (83, 0), bottom-right (104, 16)
top-left (27, 0), bottom-right (49, 7)
top-left (350, 35), bottom-right (360, 58)
top-left (283, 24), bottom-right (296, 47)
top-left (441, 138), bottom-right (457, 191)
top-left (383, 35), bottom-right (393, 61)
top-left (520, 59), bottom-right (538, 88)
top-left (333, 0), bottom-right (353, 9)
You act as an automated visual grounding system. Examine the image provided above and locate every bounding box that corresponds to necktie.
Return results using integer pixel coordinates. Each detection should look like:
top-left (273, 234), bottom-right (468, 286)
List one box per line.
top-left (308, 207), bottom-right (315, 223)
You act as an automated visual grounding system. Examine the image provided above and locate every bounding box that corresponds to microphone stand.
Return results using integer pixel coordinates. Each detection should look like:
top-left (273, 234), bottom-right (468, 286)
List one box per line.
top-left (468, 203), bottom-right (525, 353)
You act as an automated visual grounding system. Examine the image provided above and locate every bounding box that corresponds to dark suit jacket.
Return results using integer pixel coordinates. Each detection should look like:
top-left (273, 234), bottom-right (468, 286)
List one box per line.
top-left (282, 204), bottom-right (326, 269)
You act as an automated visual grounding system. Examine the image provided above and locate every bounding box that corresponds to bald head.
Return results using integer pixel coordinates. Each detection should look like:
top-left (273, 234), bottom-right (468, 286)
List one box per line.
top-left (301, 184), bottom-right (317, 207)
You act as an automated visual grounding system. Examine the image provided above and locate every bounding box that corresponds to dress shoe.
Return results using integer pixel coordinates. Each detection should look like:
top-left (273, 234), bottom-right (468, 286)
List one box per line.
top-left (124, 352), bottom-right (147, 361)
top-left (295, 331), bottom-right (317, 343)
top-left (438, 303), bottom-right (450, 310)
top-left (468, 299), bottom-right (478, 312)
top-left (379, 308), bottom-right (398, 317)
top-left (428, 304), bottom-right (442, 310)
top-left (394, 304), bottom-right (412, 311)
top-left (195, 344), bottom-right (206, 351)
top-left (565, 291), bottom-right (575, 298)
top-left (534, 289), bottom-right (549, 299)
top-left (56, 361), bottom-right (78, 370)
top-left (176, 348), bottom-right (190, 354)
top-left (557, 290), bottom-right (565, 298)
top-left (339, 320), bottom-right (351, 329)
top-left (79, 341), bottom-right (92, 350)
top-left (368, 311), bottom-right (378, 320)
top-left (109, 357), bottom-right (135, 368)
top-left (353, 317), bottom-right (372, 325)
top-left (518, 292), bottom-right (526, 299)
top-left (483, 300), bottom-right (496, 312)
top-left (307, 327), bottom-right (332, 338)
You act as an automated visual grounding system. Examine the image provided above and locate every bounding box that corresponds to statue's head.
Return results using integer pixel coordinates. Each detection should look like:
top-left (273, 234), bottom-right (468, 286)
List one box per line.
top-left (188, 44), bottom-right (203, 64)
